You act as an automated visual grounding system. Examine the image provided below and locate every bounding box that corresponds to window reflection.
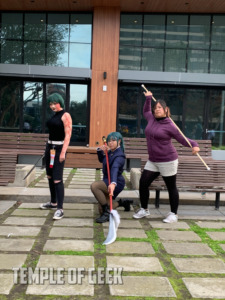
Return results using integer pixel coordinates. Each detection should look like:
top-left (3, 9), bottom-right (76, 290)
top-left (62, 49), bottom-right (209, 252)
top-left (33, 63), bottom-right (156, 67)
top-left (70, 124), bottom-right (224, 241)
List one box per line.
top-left (47, 14), bottom-right (69, 42)
top-left (23, 82), bottom-right (43, 133)
top-left (69, 44), bottom-right (91, 68)
top-left (24, 42), bottom-right (45, 65)
top-left (70, 84), bottom-right (88, 144)
top-left (24, 13), bottom-right (46, 41)
top-left (1, 13), bottom-right (23, 39)
top-left (47, 42), bottom-right (69, 67)
top-left (0, 80), bottom-right (20, 132)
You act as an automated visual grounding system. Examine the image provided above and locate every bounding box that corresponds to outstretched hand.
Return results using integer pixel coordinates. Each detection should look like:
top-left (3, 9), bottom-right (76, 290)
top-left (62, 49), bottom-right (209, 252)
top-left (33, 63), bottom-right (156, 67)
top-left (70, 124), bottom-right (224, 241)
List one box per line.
top-left (192, 146), bottom-right (200, 155)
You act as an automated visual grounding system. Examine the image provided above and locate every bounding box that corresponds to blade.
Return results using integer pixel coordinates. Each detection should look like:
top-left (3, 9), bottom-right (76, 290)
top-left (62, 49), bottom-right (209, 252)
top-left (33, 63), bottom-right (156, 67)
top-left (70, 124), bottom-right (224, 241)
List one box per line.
top-left (102, 214), bottom-right (117, 245)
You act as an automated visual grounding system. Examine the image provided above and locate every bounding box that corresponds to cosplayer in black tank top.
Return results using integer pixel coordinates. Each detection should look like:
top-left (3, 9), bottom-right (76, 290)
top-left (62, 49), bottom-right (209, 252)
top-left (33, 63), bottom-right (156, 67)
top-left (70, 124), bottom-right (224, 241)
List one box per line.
top-left (47, 110), bottom-right (65, 141)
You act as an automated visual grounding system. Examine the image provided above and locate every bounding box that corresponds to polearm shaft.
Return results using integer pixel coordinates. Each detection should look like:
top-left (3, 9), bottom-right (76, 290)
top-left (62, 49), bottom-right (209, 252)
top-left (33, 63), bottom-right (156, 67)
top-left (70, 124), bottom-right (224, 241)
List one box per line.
top-left (23, 153), bottom-right (45, 180)
top-left (141, 84), bottom-right (210, 171)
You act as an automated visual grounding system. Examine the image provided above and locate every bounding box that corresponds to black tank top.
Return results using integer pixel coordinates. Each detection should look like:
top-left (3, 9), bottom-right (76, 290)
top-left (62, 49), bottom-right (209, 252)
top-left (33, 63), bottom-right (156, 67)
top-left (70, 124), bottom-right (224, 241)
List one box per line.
top-left (47, 110), bottom-right (65, 141)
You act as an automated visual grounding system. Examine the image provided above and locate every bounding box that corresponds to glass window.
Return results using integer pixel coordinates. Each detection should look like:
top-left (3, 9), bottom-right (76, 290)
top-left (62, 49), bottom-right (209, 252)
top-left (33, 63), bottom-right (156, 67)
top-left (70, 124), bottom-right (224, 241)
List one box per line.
top-left (70, 84), bottom-right (88, 144)
top-left (24, 42), bottom-right (45, 65)
top-left (24, 13), bottom-right (46, 41)
top-left (118, 86), bottom-right (141, 137)
top-left (165, 49), bottom-right (186, 72)
top-left (187, 50), bottom-right (209, 73)
top-left (1, 13), bottom-right (23, 39)
top-left (120, 14), bottom-right (143, 46)
top-left (23, 82), bottom-right (43, 133)
top-left (208, 90), bottom-right (225, 147)
top-left (69, 43), bottom-right (91, 68)
top-left (142, 48), bottom-right (163, 71)
top-left (0, 80), bottom-right (20, 132)
top-left (143, 14), bottom-right (165, 47)
top-left (46, 42), bottom-right (69, 67)
top-left (210, 51), bottom-right (225, 74)
top-left (184, 89), bottom-right (205, 139)
top-left (189, 15), bottom-right (211, 49)
top-left (1, 40), bottom-right (23, 64)
top-left (166, 15), bottom-right (188, 49)
top-left (70, 14), bottom-right (92, 43)
top-left (47, 14), bottom-right (69, 42)
top-left (211, 15), bottom-right (225, 50)
top-left (119, 46), bottom-right (141, 70)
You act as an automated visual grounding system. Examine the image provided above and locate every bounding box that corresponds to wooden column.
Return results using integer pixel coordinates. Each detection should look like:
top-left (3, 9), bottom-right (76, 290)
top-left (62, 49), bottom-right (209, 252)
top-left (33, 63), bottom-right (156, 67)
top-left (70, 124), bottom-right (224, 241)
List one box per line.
top-left (89, 6), bottom-right (120, 147)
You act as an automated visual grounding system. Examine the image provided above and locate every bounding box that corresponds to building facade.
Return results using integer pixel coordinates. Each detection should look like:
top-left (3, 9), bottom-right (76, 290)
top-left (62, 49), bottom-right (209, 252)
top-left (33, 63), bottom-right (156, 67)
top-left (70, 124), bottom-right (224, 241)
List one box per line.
top-left (0, 0), bottom-right (225, 148)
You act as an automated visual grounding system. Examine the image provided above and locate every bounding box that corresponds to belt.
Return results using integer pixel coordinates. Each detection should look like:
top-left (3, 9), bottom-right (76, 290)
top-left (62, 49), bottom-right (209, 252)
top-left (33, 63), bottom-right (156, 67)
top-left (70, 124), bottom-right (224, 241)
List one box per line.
top-left (48, 140), bottom-right (64, 145)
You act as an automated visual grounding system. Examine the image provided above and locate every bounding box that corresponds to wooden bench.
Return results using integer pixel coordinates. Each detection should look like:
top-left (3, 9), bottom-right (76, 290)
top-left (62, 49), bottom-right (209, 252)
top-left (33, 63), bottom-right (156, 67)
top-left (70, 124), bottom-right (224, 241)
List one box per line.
top-left (65, 146), bottom-right (102, 169)
top-left (0, 132), bottom-right (48, 186)
top-left (124, 137), bottom-right (213, 170)
top-left (140, 156), bottom-right (225, 209)
top-left (0, 154), bottom-right (17, 186)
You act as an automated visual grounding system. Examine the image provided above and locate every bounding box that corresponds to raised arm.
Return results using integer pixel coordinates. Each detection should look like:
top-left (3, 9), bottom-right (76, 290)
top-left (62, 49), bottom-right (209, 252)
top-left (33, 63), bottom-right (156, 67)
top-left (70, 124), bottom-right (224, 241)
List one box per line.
top-left (143, 91), bottom-right (153, 121)
top-left (60, 112), bottom-right (72, 162)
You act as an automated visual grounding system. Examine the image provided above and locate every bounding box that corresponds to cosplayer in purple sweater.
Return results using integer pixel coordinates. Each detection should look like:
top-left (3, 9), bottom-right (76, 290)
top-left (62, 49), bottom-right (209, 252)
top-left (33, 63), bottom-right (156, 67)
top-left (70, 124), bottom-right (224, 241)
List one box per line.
top-left (133, 91), bottom-right (200, 223)
top-left (144, 95), bottom-right (199, 162)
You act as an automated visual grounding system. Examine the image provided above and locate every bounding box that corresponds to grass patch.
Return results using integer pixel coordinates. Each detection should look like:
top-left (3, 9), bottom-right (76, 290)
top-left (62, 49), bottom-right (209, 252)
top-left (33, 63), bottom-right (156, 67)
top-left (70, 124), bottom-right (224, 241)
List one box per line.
top-left (190, 223), bottom-right (225, 255)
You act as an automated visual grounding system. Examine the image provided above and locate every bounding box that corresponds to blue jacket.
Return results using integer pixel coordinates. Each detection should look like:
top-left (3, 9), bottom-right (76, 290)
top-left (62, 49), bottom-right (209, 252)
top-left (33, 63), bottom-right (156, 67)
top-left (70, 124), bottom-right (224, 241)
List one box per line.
top-left (97, 147), bottom-right (126, 199)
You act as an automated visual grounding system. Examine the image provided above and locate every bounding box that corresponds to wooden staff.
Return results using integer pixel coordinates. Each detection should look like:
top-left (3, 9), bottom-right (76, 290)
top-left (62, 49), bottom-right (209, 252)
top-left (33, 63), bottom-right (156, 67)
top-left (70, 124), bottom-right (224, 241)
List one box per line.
top-left (141, 84), bottom-right (210, 171)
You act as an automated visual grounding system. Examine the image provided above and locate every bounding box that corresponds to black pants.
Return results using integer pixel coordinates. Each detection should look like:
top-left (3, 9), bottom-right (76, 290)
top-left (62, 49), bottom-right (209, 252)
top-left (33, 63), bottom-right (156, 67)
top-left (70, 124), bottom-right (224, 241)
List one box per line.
top-left (139, 169), bottom-right (179, 214)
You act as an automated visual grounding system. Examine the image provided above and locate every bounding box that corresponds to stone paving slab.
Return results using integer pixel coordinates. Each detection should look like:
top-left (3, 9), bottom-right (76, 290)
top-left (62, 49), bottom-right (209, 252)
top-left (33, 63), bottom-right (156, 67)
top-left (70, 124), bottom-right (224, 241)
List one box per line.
top-left (220, 244), bottom-right (225, 251)
top-left (65, 210), bottom-right (93, 218)
top-left (43, 239), bottom-right (94, 252)
top-left (37, 255), bottom-right (94, 269)
top-left (3, 217), bottom-right (46, 226)
top-left (149, 221), bottom-right (190, 229)
top-left (68, 184), bottom-right (92, 189)
top-left (109, 276), bottom-right (176, 297)
top-left (206, 231), bottom-right (225, 241)
top-left (172, 257), bottom-right (225, 273)
top-left (179, 215), bottom-right (225, 220)
top-left (183, 278), bottom-right (225, 298)
top-left (49, 227), bottom-right (93, 239)
top-left (107, 256), bottom-right (163, 272)
top-left (0, 253), bottom-right (27, 269)
top-left (11, 209), bottom-right (49, 217)
top-left (0, 201), bottom-right (16, 214)
top-left (196, 221), bottom-right (225, 229)
top-left (35, 183), bottom-right (49, 187)
top-left (0, 226), bottom-right (41, 237)
top-left (106, 241), bottom-right (154, 254)
top-left (26, 276), bottom-right (94, 296)
top-left (53, 218), bottom-right (93, 227)
top-left (0, 238), bottom-right (35, 251)
top-left (0, 274), bottom-right (14, 295)
top-left (156, 230), bottom-right (201, 241)
top-left (104, 228), bottom-right (147, 239)
top-left (162, 242), bottom-right (215, 255)
top-left (19, 203), bottom-right (94, 210)
top-left (103, 219), bottom-right (142, 229)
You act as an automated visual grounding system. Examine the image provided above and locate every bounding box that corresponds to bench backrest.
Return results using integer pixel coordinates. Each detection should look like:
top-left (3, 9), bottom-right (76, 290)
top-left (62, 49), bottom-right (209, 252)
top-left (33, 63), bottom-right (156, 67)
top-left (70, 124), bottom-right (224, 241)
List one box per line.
top-left (124, 137), bottom-right (212, 158)
top-left (0, 132), bottom-right (49, 151)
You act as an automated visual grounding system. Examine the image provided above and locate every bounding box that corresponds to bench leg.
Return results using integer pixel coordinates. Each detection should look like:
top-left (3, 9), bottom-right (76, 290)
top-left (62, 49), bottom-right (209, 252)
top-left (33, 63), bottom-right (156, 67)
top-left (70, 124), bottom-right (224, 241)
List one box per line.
top-left (215, 192), bottom-right (220, 210)
top-left (155, 190), bottom-right (160, 208)
top-left (126, 158), bottom-right (130, 171)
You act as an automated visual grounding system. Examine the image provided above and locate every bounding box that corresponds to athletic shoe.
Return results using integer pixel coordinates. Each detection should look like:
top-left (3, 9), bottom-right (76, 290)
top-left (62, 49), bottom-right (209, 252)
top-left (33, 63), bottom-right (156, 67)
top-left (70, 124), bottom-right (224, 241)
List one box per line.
top-left (53, 209), bottom-right (64, 220)
top-left (133, 208), bottom-right (150, 219)
top-left (163, 212), bottom-right (178, 223)
top-left (40, 202), bottom-right (57, 210)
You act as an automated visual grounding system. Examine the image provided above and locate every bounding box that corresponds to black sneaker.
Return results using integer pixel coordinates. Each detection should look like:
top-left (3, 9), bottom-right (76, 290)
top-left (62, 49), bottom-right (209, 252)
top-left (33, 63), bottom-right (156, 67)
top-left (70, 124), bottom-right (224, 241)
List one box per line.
top-left (53, 209), bottom-right (64, 220)
top-left (119, 199), bottom-right (133, 211)
top-left (40, 202), bottom-right (57, 210)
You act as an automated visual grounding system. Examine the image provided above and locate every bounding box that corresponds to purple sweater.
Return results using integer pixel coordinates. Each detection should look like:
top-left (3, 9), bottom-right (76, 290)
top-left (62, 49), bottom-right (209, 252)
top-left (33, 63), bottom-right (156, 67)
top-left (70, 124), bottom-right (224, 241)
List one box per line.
top-left (144, 95), bottom-right (199, 162)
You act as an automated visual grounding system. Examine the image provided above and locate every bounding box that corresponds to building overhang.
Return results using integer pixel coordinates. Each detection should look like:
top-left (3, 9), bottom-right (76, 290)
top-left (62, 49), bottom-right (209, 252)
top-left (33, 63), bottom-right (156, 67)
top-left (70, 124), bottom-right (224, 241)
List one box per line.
top-left (118, 70), bottom-right (225, 87)
top-left (0, 64), bottom-right (91, 81)
top-left (0, 0), bottom-right (225, 14)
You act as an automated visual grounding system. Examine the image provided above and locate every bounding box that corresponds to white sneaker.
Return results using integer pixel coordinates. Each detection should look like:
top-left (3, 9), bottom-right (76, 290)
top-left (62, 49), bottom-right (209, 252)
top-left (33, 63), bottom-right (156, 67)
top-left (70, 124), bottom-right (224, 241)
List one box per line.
top-left (163, 212), bottom-right (178, 223)
top-left (133, 208), bottom-right (150, 219)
